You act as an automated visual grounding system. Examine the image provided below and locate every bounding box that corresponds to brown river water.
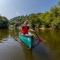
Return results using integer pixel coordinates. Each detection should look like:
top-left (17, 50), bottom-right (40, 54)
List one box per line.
top-left (0, 29), bottom-right (60, 60)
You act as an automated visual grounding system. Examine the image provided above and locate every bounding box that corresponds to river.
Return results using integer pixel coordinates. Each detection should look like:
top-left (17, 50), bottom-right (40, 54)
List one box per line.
top-left (0, 29), bottom-right (60, 60)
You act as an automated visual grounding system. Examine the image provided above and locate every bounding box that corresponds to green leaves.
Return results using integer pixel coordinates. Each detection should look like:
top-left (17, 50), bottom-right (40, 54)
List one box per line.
top-left (0, 16), bottom-right (9, 28)
top-left (10, 1), bottom-right (60, 29)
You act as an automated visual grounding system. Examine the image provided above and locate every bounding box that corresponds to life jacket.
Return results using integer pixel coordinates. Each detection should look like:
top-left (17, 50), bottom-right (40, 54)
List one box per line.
top-left (21, 26), bottom-right (29, 34)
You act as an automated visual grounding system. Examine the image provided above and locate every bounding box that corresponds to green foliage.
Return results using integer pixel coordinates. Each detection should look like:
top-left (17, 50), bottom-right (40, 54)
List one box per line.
top-left (10, 16), bottom-right (26, 25)
top-left (0, 16), bottom-right (9, 29)
top-left (10, 1), bottom-right (60, 30)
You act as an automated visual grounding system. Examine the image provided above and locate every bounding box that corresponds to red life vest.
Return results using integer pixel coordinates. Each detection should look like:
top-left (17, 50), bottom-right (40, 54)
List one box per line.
top-left (21, 26), bottom-right (29, 34)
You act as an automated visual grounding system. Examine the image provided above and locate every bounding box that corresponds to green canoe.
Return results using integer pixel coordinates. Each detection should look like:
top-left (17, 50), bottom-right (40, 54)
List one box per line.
top-left (19, 34), bottom-right (33, 48)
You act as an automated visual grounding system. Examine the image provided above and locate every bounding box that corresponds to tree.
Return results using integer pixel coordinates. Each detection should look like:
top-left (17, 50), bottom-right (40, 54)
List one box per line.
top-left (0, 16), bottom-right (9, 29)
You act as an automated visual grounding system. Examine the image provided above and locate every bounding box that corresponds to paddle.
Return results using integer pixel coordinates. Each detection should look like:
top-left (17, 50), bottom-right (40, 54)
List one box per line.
top-left (33, 30), bottom-right (43, 43)
top-left (31, 30), bottom-right (43, 48)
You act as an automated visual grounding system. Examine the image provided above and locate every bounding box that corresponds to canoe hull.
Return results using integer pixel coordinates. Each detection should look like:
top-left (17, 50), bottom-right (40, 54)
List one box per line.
top-left (19, 35), bottom-right (33, 48)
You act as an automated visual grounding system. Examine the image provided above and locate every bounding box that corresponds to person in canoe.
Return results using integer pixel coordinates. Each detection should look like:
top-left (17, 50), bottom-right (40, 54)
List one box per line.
top-left (19, 20), bottom-right (33, 48)
top-left (20, 20), bottom-right (31, 35)
top-left (19, 20), bottom-right (43, 48)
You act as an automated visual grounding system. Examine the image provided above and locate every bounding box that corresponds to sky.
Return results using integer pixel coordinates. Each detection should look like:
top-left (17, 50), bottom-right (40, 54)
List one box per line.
top-left (0, 0), bottom-right (58, 19)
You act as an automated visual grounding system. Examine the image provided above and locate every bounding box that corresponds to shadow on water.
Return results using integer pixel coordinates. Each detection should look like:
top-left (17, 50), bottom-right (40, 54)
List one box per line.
top-left (22, 47), bottom-right (33, 60)
top-left (32, 43), bottom-right (52, 60)
top-left (21, 42), bottom-right (52, 60)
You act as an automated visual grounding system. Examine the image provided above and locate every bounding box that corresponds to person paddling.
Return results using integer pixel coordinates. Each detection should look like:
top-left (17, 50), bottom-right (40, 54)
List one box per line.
top-left (20, 20), bottom-right (30, 35)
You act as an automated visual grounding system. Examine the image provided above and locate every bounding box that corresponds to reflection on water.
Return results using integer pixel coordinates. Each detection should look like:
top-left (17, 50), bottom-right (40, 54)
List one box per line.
top-left (38, 30), bottom-right (60, 60)
top-left (20, 43), bottom-right (51, 60)
top-left (0, 29), bottom-right (9, 42)
top-left (32, 43), bottom-right (51, 60)
top-left (0, 29), bottom-right (60, 60)
top-left (22, 48), bottom-right (33, 60)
